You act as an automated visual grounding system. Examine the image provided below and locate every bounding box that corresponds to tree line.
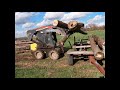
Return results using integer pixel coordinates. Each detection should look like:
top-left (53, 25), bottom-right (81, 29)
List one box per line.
top-left (86, 24), bottom-right (105, 31)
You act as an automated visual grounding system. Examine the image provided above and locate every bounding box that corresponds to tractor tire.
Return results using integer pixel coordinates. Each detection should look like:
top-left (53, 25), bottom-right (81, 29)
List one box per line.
top-left (31, 50), bottom-right (45, 60)
top-left (48, 49), bottom-right (60, 60)
top-left (68, 55), bottom-right (74, 65)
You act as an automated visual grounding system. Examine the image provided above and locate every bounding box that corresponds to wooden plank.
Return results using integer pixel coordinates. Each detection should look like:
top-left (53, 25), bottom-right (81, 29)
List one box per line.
top-left (72, 45), bottom-right (91, 48)
top-left (67, 51), bottom-right (94, 55)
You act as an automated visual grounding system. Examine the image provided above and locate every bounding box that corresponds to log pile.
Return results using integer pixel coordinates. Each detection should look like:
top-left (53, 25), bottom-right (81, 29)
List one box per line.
top-left (15, 39), bottom-right (32, 54)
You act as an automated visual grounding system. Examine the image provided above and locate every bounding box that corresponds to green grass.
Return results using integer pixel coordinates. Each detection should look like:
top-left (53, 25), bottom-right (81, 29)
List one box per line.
top-left (15, 30), bottom-right (105, 78)
top-left (15, 57), bottom-right (104, 78)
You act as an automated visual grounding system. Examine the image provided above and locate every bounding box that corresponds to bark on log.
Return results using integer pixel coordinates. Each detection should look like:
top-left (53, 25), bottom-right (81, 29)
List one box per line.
top-left (89, 36), bottom-right (104, 60)
top-left (53, 20), bottom-right (68, 29)
top-left (68, 21), bottom-right (87, 34)
top-left (68, 21), bottom-right (84, 30)
top-left (92, 35), bottom-right (105, 49)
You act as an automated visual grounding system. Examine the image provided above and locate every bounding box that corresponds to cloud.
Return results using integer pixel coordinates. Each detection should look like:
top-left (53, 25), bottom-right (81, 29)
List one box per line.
top-left (61, 12), bottom-right (92, 21)
top-left (87, 15), bottom-right (105, 24)
top-left (36, 12), bottom-right (92, 27)
top-left (36, 19), bottom-right (53, 27)
top-left (15, 12), bottom-right (38, 24)
top-left (97, 22), bottom-right (105, 26)
top-left (44, 12), bottom-right (64, 20)
top-left (15, 30), bottom-right (27, 38)
top-left (22, 22), bottom-right (35, 28)
top-left (36, 12), bottom-right (65, 27)
top-left (86, 15), bottom-right (105, 27)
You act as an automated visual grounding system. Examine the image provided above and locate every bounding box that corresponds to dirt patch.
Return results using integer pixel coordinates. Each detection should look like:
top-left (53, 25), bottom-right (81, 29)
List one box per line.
top-left (15, 53), bottom-right (34, 62)
top-left (53, 58), bottom-right (69, 68)
top-left (15, 39), bottom-right (34, 61)
top-left (15, 61), bottom-right (36, 68)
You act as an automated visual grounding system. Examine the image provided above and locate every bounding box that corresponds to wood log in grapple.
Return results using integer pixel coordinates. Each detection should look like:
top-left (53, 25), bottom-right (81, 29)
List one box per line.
top-left (68, 21), bottom-right (84, 30)
top-left (68, 21), bottom-right (87, 34)
top-left (68, 21), bottom-right (77, 29)
top-left (53, 20), bottom-right (68, 29)
top-left (89, 36), bottom-right (104, 60)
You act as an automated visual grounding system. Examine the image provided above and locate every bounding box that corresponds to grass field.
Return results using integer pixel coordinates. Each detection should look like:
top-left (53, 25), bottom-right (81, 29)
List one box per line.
top-left (15, 30), bottom-right (105, 78)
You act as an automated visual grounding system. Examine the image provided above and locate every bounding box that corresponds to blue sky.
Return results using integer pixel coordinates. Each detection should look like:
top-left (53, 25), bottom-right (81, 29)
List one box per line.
top-left (15, 12), bottom-right (105, 38)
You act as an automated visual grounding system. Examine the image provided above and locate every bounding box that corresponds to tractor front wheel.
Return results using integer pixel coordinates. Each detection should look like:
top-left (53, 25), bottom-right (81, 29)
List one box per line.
top-left (48, 49), bottom-right (60, 60)
top-left (31, 50), bottom-right (45, 60)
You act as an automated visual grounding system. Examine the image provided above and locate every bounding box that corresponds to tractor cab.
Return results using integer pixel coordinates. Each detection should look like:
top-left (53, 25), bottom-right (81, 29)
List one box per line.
top-left (27, 26), bottom-right (63, 60)
top-left (27, 26), bottom-right (57, 48)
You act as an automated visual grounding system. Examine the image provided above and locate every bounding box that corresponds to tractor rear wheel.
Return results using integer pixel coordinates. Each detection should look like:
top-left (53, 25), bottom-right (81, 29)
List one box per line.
top-left (31, 50), bottom-right (45, 60)
top-left (48, 49), bottom-right (60, 60)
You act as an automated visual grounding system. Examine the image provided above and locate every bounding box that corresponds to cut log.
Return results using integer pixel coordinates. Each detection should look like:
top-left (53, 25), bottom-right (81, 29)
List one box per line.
top-left (68, 21), bottom-right (87, 34)
top-left (68, 21), bottom-right (78, 30)
top-left (68, 21), bottom-right (84, 30)
top-left (89, 36), bottom-right (104, 60)
top-left (53, 20), bottom-right (68, 29)
top-left (92, 35), bottom-right (105, 49)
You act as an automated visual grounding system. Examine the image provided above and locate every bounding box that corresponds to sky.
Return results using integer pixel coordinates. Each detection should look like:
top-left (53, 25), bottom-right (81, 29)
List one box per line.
top-left (15, 12), bottom-right (105, 38)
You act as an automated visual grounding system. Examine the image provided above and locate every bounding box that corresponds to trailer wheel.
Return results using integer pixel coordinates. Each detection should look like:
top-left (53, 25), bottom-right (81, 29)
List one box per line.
top-left (48, 49), bottom-right (60, 60)
top-left (68, 55), bottom-right (74, 65)
top-left (31, 50), bottom-right (45, 60)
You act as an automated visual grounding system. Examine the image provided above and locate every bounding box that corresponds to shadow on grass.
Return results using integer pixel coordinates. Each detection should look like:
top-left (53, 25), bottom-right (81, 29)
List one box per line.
top-left (59, 47), bottom-right (71, 59)
top-left (97, 60), bottom-right (104, 66)
top-left (63, 47), bottom-right (71, 53)
top-left (73, 55), bottom-right (89, 65)
top-left (99, 76), bottom-right (105, 78)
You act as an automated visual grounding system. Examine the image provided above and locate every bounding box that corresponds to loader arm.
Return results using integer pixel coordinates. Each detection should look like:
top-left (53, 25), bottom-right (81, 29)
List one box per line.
top-left (27, 25), bottom-right (87, 48)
